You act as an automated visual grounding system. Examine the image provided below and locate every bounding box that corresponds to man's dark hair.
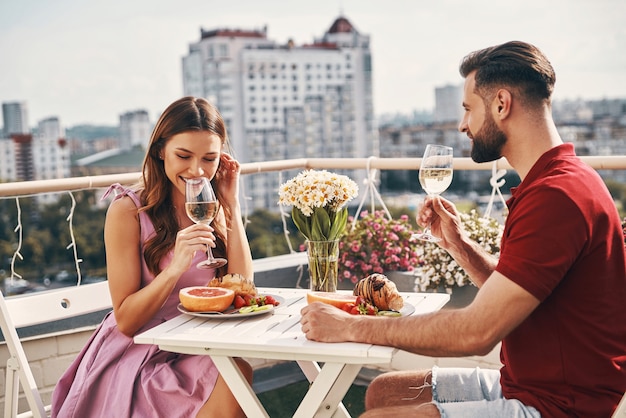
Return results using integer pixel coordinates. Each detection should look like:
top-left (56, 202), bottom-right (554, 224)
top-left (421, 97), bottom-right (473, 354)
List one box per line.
top-left (459, 41), bottom-right (556, 106)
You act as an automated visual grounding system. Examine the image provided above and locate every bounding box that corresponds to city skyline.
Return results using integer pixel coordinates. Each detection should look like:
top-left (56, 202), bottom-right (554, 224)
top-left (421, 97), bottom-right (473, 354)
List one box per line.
top-left (1, 0), bottom-right (625, 128)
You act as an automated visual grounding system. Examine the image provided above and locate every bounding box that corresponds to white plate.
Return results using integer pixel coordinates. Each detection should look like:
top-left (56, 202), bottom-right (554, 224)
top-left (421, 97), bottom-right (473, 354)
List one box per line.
top-left (371, 303), bottom-right (415, 317)
top-left (399, 303), bottom-right (415, 316)
top-left (177, 294), bottom-right (285, 319)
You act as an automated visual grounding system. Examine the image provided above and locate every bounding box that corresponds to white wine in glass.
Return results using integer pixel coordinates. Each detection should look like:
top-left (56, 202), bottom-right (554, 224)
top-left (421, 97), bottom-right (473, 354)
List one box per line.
top-left (186, 201), bottom-right (219, 225)
top-left (185, 177), bottom-right (227, 269)
top-left (412, 144), bottom-right (454, 242)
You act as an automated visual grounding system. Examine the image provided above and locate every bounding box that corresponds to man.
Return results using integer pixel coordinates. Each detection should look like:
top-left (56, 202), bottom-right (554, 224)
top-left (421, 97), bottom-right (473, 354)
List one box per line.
top-left (300, 41), bottom-right (626, 417)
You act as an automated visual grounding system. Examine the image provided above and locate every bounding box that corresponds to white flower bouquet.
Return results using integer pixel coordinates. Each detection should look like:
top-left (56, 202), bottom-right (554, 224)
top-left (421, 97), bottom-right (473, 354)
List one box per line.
top-left (278, 169), bottom-right (359, 241)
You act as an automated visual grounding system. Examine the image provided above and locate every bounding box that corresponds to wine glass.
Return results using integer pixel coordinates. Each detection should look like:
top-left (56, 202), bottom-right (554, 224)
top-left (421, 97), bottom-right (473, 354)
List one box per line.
top-left (185, 177), bottom-right (228, 269)
top-left (412, 144), bottom-right (454, 242)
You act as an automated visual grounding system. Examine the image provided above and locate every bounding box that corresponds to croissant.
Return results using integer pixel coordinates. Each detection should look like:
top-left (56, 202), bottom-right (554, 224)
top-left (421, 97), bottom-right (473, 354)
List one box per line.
top-left (353, 273), bottom-right (404, 311)
top-left (207, 273), bottom-right (257, 297)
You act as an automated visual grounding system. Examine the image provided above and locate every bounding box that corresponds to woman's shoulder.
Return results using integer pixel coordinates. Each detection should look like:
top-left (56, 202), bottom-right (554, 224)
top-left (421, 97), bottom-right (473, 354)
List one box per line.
top-left (105, 196), bottom-right (141, 231)
top-left (102, 183), bottom-right (143, 206)
top-left (106, 187), bottom-right (145, 220)
top-left (108, 194), bottom-right (139, 211)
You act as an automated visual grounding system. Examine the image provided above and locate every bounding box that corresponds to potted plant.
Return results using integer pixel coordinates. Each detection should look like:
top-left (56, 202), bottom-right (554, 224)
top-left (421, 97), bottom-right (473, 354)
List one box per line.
top-left (338, 210), bottom-right (423, 291)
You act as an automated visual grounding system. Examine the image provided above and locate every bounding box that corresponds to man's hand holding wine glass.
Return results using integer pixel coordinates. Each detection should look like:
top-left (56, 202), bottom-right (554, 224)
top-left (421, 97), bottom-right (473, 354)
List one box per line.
top-left (417, 195), bottom-right (464, 251)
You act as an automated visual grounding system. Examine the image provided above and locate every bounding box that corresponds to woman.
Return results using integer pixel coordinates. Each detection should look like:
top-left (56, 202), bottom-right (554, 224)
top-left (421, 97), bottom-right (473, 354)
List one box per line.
top-left (52, 96), bottom-right (254, 417)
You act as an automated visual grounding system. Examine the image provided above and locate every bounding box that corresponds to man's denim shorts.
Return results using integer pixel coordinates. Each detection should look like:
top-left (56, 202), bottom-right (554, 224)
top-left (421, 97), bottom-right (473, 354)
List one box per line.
top-left (431, 366), bottom-right (542, 418)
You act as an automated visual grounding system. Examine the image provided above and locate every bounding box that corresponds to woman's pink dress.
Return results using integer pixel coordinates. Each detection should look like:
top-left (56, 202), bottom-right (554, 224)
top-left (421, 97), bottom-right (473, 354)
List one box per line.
top-left (52, 185), bottom-right (219, 417)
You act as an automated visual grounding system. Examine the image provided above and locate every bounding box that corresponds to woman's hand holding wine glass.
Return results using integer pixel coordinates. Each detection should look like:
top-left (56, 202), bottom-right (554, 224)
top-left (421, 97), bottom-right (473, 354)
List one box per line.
top-left (185, 177), bottom-right (228, 269)
top-left (412, 144), bottom-right (454, 243)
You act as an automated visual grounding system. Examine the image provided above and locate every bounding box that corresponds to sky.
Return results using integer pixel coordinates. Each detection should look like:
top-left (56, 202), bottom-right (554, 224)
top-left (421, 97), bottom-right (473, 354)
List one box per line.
top-left (1, 0), bottom-right (625, 127)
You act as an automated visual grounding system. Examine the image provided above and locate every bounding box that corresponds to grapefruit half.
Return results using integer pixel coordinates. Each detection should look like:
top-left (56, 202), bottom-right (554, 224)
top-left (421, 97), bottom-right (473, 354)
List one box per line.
top-left (179, 286), bottom-right (235, 312)
top-left (306, 291), bottom-right (357, 308)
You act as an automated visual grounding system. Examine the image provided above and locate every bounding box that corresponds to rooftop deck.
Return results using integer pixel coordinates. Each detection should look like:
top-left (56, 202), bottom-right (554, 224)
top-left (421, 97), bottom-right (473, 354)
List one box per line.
top-left (0, 155), bottom-right (624, 415)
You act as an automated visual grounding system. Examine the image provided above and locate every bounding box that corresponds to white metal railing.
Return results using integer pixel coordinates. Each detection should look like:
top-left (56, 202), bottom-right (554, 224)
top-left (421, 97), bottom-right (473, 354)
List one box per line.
top-left (1, 156), bottom-right (626, 197)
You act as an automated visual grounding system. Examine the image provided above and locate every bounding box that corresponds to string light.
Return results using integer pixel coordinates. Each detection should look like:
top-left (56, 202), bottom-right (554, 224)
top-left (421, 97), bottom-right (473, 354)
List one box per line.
top-left (65, 192), bottom-right (83, 285)
top-left (9, 197), bottom-right (24, 283)
top-left (2, 190), bottom-right (90, 291)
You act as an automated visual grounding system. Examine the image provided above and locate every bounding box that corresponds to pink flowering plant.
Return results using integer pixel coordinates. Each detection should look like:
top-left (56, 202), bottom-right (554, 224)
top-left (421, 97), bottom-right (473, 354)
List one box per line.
top-left (338, 210), bottom-right (423, 285)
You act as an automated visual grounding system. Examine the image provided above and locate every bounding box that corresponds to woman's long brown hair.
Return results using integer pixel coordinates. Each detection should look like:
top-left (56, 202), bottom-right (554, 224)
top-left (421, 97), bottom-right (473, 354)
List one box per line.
top-left (139, 96), bottom-right (232, 277)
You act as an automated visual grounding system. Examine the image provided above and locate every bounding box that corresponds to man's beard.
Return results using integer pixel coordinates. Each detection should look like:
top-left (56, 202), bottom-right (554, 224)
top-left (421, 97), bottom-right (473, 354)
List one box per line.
top-left (470, 112), bottom-right (507, 163)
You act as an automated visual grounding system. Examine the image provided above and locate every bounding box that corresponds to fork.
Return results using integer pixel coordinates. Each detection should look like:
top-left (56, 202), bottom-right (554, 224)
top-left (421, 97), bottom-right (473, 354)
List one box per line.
top-left (202, 307), bottom-right (241, 315)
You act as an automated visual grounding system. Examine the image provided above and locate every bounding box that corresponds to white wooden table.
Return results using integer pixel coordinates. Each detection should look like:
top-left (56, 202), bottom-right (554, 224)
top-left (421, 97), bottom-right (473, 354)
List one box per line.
top-left (134, 288), bottom-right (449, 418)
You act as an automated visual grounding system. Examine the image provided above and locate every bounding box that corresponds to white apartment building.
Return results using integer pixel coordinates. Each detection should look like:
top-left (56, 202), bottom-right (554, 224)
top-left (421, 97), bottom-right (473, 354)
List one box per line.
top-left (0, 137), bottom-right (16, 181)
top-left (182, 16), bottom-right (376, 211)
top-left (34, 117), bottom-right (70, 181)
top-left (2, 101), bottom-right (30, 137)
top-left (0, 110), bottom-right (70, 204)
top-left (434, 84), bottom-right (463, 124)
top-left (34, 117), bottom-right (71, 204)
top-left (119, 110), bottom-right (151, 150)
top-left (1, 101), bottom-right (33, 183)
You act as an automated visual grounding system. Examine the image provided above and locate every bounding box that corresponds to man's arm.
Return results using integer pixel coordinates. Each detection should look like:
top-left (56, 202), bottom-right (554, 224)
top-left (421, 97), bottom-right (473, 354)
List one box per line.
top-left (301, 272), bottom-right (540, 357)
top-left (445, 233), bottom-right (498, 288)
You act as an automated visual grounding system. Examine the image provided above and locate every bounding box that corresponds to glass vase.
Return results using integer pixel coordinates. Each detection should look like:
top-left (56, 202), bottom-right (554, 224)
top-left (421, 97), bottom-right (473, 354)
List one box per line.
top-left (306, 240), bottom-right (339, 292)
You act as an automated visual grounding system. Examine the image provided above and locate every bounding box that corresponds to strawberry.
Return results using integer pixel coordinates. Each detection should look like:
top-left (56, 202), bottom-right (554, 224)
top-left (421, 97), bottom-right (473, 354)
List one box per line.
top-left (366, 305), bottom-right (378, 316)
top-left (341, 302), bottom-right (354, 313)
top-left (345, 297), bottom-right (378, 316)
top-left (243, 294), bottom-right (254, 306)
top-left (234, 295), bottom-right (246, 309)
top-left (238, 294), bottom-right (281, 308)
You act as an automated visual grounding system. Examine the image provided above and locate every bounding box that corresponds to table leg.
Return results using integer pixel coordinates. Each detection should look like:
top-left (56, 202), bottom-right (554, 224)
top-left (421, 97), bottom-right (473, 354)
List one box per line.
top-left (210, 356), bottom-right (270, 418)
top-left (295, 360), bottom-right (362, 418)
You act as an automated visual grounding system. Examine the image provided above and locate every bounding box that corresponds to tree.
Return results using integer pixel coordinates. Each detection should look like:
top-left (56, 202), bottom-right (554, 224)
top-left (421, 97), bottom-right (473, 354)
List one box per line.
top-left (245, 209), bottom-right (302, 258)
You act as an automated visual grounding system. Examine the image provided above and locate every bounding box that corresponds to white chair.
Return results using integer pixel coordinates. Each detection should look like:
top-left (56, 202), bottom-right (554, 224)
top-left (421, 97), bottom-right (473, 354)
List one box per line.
top-left (613, 392), bottom-right (626, 418)
top-left (0, 281), bottom-right (112, 418)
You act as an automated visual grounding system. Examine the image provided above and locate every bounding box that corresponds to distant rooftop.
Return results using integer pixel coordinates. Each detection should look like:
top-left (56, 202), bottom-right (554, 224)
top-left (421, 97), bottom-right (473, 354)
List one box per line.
top-left (327, 16), bottom-right (357, 34)
top-left (198, 15), bottom-right (357, 47)
top-left (75, 146), bottom-right (144, 168)
top-left (200, 27), bottom-right (267, 40)
top-left (301, 42), bottom-right (340, 50)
